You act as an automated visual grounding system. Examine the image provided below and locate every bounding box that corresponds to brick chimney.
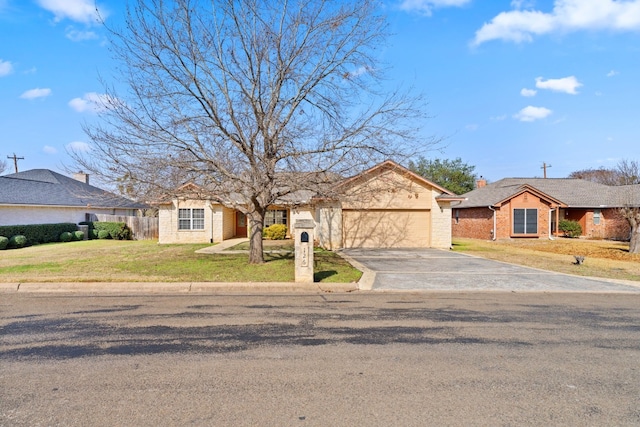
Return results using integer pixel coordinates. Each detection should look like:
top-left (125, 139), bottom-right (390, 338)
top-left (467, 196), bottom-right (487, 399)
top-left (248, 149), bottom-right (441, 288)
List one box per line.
top-left (73, 171), bottom-right (90, 184)
top-left (476, 176), bottom-right (486, 188)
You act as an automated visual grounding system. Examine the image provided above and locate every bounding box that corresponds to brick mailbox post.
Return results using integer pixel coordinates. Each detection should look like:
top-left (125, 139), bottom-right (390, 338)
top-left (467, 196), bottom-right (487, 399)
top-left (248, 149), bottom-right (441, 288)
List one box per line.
top-left (294, 219), bottom-right (315, 283)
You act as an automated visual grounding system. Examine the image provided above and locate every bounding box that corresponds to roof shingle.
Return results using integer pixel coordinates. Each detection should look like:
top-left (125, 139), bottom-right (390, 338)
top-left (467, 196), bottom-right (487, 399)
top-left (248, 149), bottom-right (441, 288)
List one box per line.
top-left (0, 169), bottom-right (147, 209)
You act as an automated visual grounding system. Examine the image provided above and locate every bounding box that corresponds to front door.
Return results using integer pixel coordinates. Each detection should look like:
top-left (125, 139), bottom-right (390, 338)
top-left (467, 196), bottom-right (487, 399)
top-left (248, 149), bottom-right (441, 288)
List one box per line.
top-left (236, 212), bottom-right (247, 237)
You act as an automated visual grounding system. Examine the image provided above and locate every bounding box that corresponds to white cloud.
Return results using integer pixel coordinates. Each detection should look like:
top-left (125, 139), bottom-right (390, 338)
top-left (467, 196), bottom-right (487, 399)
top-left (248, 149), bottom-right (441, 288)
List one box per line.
top-left (399, 0), bottom-right (471, 15)
top-left (36, 0), bottom-right (107, 25)
top-left (511, 0), bottom-right (536, 9)
top-left (535, 76), bottom-right (582, 94)
top-left (43, 145), bottom-right (58, 154)
top-left (20, 88), bottom-right (52, 100)
top-left (0, 59), bottom-right (13, 77)
top-left (66, 141), bottom-right (91, 152)
top-left (521, 88), bottom-right (537, 97)
top-left (68, 92), bottom-right (113, 113)
top-left (65, 26), bottom-right (98, 41)
top-left (473, 0), bottom-right (640, 46)
top-left (491, 114), bottom-right (508, 121)
top-left (607, 69), bottom-right (619, 77)
top-left (513, 105), bottom-right (552, 121)
top-left (348, 66), bottom-right (373, 78)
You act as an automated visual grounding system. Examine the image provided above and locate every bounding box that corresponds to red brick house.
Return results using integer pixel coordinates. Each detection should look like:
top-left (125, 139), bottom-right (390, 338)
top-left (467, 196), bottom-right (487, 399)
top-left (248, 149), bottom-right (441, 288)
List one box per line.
top-left (452, 178), bottom-right (640, 241)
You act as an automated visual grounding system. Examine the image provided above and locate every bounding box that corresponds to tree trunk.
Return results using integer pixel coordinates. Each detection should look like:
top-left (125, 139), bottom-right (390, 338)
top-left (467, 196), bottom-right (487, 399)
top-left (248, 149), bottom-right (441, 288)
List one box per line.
top-left (248, 213), bottom-right (265, 264)
top-left (629, 223), bottom-right (640, 254)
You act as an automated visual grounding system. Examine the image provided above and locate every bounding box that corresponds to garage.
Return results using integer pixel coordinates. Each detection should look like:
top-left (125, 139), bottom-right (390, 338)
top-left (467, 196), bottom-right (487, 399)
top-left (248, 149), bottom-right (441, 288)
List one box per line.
top-left (342, 209), bottom-right (431, 248)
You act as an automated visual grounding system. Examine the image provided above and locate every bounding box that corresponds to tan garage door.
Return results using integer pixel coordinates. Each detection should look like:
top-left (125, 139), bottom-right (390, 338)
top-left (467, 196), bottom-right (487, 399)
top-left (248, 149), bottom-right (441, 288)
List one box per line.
top-left (342, 209), bottom-right (431, 248)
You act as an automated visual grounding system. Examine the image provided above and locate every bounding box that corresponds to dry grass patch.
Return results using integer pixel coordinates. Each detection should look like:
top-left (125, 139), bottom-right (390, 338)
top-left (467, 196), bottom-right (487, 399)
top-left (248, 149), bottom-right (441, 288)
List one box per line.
top-left (452, 238), bottom-right (640, 282)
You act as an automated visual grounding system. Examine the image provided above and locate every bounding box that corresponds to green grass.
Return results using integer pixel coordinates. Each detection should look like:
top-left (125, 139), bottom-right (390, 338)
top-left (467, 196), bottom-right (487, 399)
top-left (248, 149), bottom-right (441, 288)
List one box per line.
top-left (0, 240), bottom-right (362, 283)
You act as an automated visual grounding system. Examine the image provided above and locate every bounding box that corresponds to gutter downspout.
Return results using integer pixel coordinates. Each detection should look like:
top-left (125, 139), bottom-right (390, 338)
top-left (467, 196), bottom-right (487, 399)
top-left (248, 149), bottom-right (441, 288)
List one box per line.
top-left (549, 208), bottom-right (556, 240)
top-left (488, 206), bottom-right (497, 240)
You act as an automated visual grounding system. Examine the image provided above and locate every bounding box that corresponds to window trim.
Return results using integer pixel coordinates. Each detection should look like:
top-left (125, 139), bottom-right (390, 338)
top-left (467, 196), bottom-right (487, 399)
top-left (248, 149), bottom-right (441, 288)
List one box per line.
top-left (593, 209), bottom-right (601, 225)
top-left (512, 208), bottom-right (538, 235)
top-left (178, 208), bottom-right (205, 230)
top-left (264, 209), bottom-right (288, 227)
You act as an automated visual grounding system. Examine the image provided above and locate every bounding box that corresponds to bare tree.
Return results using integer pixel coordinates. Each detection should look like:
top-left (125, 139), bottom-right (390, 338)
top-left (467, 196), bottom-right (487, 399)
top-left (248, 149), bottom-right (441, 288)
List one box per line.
top-left (615, 160), bottom-right (640, 253)
top-left (0, 159), bottom-right (7, 175)
top-left (568, 167), bottom-right (620, 185)
top-left (72, 0), bottom-right (434, 263)
top-left (616, 159), bottom-right (640, 185)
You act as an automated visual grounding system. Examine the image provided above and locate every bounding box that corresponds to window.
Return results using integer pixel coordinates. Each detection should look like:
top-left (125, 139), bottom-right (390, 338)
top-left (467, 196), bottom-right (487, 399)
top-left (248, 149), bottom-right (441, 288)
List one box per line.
top-left (178, 208), bottom-right (205, 230)
top-left (593, 209), bottom-right (601, 225)
top-left (454, 209), bottom-right (459, 224)
top-left (513, 208), bottom-right (538, 234)
top-left (264, 209), bottom-right (287, 227)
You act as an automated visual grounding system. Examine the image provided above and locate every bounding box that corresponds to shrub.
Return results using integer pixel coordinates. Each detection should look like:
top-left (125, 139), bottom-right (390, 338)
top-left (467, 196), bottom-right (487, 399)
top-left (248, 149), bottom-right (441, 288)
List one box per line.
top-left (9, 235), bottom-right (28, 249)
top-left (81, 221), bottom-right (131, 240)
top-left (263, 224), bottom-right (288, 240)
top-left (0, 223), bottom-right (77, 245)
top-left (559, 219), bottom-right (582, 238)
top-left (73, 230), bottom-right (85, 241)
top-left (98, 230), bottom-right (111, 239)
top-left (60, 232), bottom-right (73, 242)
top-left (0, 236), bottom-right (8, 250)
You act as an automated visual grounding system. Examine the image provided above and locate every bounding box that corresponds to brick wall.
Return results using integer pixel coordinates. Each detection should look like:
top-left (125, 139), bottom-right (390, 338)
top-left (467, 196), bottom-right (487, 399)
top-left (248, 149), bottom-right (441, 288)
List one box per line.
top-left (603, 208), bottom-right (631, 240)
top-left (452, 207), bottom-right (494, 239)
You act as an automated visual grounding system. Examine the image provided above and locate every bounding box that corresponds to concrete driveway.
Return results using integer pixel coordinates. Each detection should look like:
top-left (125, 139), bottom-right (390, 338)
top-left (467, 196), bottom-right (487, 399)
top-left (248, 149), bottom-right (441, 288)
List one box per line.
top-left (341, 248), bottom-right (640, 292)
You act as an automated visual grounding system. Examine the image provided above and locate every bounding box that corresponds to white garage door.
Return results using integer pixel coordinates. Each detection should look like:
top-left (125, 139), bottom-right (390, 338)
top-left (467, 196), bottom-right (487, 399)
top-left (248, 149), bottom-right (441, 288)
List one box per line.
top-left (342, 209), bottom-right (431, 248)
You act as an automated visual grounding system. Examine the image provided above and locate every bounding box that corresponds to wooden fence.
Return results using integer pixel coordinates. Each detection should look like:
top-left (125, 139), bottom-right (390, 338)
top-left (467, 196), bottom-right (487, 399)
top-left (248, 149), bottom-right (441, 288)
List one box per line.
top-left (94, 214), bottom-right (159, 240)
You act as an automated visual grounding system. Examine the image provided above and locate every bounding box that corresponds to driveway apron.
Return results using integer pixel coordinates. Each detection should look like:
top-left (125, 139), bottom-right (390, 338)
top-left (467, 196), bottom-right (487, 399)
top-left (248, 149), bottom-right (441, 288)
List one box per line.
top-left (342, 248), bottom-right (640, 292)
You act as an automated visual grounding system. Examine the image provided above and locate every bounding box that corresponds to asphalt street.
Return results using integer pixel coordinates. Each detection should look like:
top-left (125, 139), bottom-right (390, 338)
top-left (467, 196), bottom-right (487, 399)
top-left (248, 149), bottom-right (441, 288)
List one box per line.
top-left (341, 248), bottom-right (640, 292)
top-left (2, 292), bottom-right (640, 426)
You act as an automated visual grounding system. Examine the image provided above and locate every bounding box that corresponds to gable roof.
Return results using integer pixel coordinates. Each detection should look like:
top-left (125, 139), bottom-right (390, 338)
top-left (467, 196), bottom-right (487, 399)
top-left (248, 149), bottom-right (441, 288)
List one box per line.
top-left (338, 160), bottom-right (464, 200)
top-left (454, 177), bottom-right (640, 209)
top-left (0, 169), bottom-right (147, 209)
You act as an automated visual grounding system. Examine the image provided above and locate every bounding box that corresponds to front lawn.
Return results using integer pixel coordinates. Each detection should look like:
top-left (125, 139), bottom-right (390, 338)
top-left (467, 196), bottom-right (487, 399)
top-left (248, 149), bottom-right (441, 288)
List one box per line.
top-left (452, 238), bottom-right (640, 282)
top-left (0, 240), bottom-right (362, 283)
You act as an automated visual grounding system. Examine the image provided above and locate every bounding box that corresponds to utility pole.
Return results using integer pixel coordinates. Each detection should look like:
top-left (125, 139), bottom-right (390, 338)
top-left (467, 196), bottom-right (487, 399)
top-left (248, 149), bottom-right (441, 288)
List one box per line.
top-left (541, 162), bottom-right (552, 179)
top-left (7, 153), bottom-right (24, 173)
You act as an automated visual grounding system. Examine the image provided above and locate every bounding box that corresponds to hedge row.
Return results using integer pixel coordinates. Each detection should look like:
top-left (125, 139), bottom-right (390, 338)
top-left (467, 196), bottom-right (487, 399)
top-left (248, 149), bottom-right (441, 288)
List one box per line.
top-left (0, 223), bottom-right (78, 245)
top-left (79, 221), bottom-right (132, 240)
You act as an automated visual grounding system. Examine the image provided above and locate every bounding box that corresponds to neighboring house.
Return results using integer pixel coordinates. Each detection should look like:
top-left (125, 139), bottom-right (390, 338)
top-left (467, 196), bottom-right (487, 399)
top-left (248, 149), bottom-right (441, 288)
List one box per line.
top-left (0, 169), bottom-right (147, 226)
top-left (452, 177), bottom-right (640, 240)
top-left (157, 160), bottom-right (463, 249)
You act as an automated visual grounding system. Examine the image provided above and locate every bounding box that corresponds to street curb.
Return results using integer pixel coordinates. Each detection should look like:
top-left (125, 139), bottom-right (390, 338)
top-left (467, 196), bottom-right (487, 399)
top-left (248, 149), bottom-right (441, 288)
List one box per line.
top-left (0, 283), bottom-right (19, 292)
top-left (0, 281), bottom-right (359, 294)
top-left (336, 251), bottom-right (375, 290)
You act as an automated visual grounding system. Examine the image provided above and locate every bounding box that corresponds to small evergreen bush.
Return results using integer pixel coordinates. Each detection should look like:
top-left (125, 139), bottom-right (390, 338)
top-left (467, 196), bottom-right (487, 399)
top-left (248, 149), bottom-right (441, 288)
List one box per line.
top-left (9, 235), bottom-right (28, 248)
top-left (559, 219), bottom-right (582, 238)
top-left (73, 230), bottom-right (85, 241)
top-left (98, 230), bottom-right (111, 239)
top-left (60, 232), bottom-right (73, 242)
top-left (0, 236), bottom-right (8, 250)
top-left (263, 224), bottom-right (288, 240)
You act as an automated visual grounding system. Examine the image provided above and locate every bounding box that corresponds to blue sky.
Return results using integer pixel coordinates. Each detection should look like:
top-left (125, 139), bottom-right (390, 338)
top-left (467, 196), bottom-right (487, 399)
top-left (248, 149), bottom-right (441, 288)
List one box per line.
top-left (1, 0), bottom-right (639, 182)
